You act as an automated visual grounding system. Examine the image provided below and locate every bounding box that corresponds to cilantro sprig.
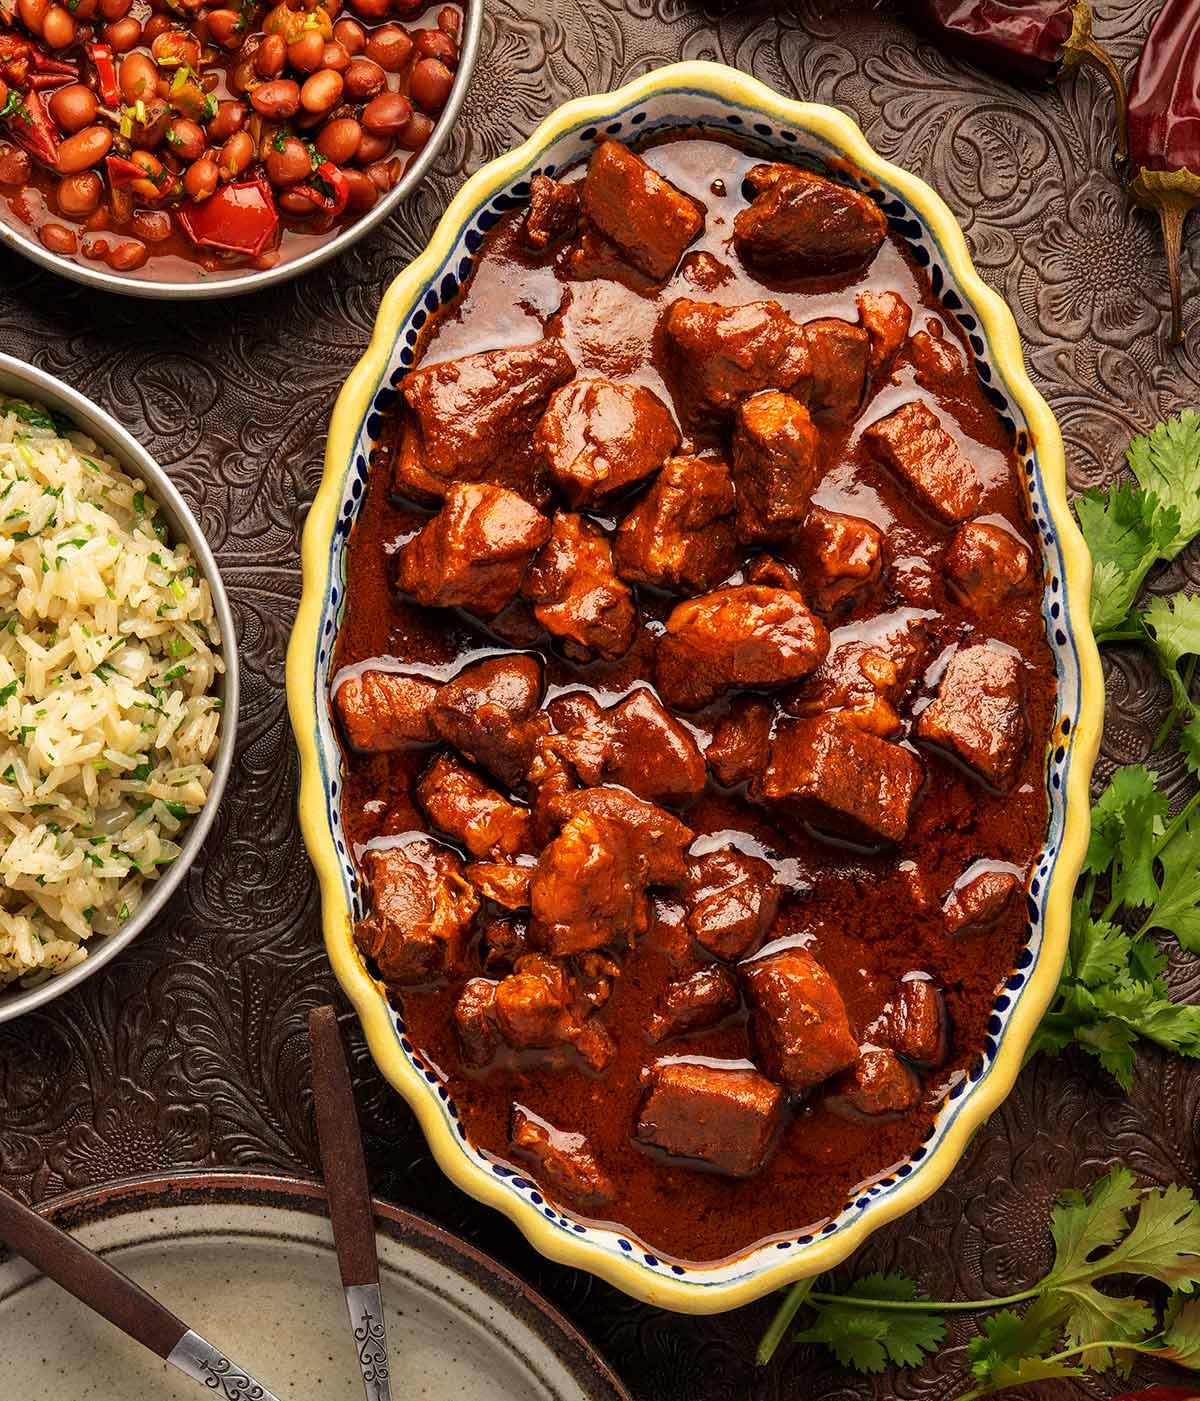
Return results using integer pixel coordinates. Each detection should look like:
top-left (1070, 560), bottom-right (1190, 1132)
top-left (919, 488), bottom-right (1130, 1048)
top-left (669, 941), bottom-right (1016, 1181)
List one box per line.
top-left (758, 1169), bottom-right (1200, 1396)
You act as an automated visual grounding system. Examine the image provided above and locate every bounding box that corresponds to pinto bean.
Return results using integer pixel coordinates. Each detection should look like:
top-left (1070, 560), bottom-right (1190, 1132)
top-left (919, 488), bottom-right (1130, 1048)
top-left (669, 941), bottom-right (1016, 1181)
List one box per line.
top-left (41, 6), bottom-right (76, 47)
top-left (207, 100), bottom-right (247, 141)
top-left (119, 51), bottom-right (158, 103)
top-left (102, 16), bottom-right (142, 50)
top-left (98, 0), bottom-right (132, 20)
top-left (413, 27), bottom-right (456, 65)
top-left (183, 157), bottom-right (218, 200)
top-left (218, 130), bottom-right (255, 178)
top-left (316, 115), bottom-right (361, 164)
top-left (321, 40), bottom-right (350, 71)
top-left (354, 128), bottom-right (389, 162)
top-left (331, 16), bottom-right (364, 52)
top-left (300, 67), bottom-right (342, 113)
top-left (130, 209), bottom-right (172, 242)
top-left (347, 0), bottom-right (388, 18)
top-left (360, 91), bottom-right (410, 136)
top-left (49, 84), bottom-right (97, 134)
top-left (141, 12), bottom-right (173, 40)
top-left (56, 126), bottom-right (113, 175)
top-left (249, 78), bottom-right (300, 118)
top-left (204, 7), bottom-right (241, 46)
top-left (364, 23), bottom-right (411, 71)
top-left (341, 166), bottom-right (377, 211)
top-left (165, 117), bottom-right (205, 161)
top-left (278, 187), bottom-right (316, 214)
top-left (410, 57), bottom-right (452, 113)
top-left (342, 56), bottom-right (384, 99)
top-left (107, 237), bottom-right (148, 270)
top-left (16, 0), bottom-right (49, 35)
top-left (255, 32), bottom-right (287, 76)
top-left (39, 222), bottom-right (77, 254)
top-left (394, 110), bottom-right (432, 151)
top-left (265, 132), bottom-right (311, 186)
top-left (287, 29), bottom-right (326, 71)
top-left (56, 171), bottom-right (102, 216)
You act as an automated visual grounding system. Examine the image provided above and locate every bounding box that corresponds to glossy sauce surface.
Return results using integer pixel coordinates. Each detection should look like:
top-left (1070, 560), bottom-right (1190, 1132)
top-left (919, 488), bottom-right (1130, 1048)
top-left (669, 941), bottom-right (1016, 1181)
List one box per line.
top-left (333, 136), bottom-right (1056, 1263)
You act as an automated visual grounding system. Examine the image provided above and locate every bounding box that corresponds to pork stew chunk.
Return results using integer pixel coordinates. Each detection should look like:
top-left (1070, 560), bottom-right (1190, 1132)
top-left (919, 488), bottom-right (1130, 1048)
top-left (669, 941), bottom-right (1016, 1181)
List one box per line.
top-left (510, 1105), bottom-right (614, 1208)
top-left (397, 483), bottom-right (551, 616)
top-left (863, 400), bottom-right (983, 524)
top-left (613, 455), bottom-right (739, 593)
top-left (686, 847), bottom-right (779, 961)
top-left (661, 298), bottom-right (812, 432)
top-left (857, 289), bottom-right (912, 371)
top-left (791, 507), bottom-right (884, 614)
top-left (763, 714), bottom-right (925, 845)
top-left (523, 513), bottom-right (636, 660)
top-left (580, 140), bottom-right (704, 281)
top-left (944, 866), bottom-right (1021, 935)
top-left (535, 378), bottom-right (681, 507)
top-left (416, 753), bottom-right (532, 859)
top-left (656, 586), bottom-right (830, 710)
top-left (649, 965), bottom-right (741, 1041)
top-left (828, 1048), bottom-right (921, 1117)
top-left (945, 521), bottom-right (1035, 610)
top-left (636, 1060), bottom-right (784, 1177)
top-left (886, 978), bottom-right (949, 1068)
top-left (805, 318), bottom-right (870, 424)
top-left (523, 175), bottom-right (580, 252)
top-left (917, 642), bottom-right (1027, 790)
top-left (742, 946), bottom-right (859, 1093)
top-left (355, 840), bottom-right (480, 986)
top-left (395, 340), bottom-right (574, 504)
top-left (707, 696), bottom-right (774, 789)
top-left (732, 390), bottom-right (821, 544)
top-left (334, 670), bottom-right (437, 752)
top-left (733, 164), bottom-right (888, 273)
top-left (430, 654), bottom-right (548, 790)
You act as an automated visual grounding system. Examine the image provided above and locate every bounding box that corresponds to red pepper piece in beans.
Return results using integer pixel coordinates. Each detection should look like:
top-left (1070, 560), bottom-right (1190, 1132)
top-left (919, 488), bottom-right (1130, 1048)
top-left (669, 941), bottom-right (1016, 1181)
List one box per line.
top-left (1126, 0), bottom-right (1200, 345)
top-left (905, 0), bottom-right (1128, 159)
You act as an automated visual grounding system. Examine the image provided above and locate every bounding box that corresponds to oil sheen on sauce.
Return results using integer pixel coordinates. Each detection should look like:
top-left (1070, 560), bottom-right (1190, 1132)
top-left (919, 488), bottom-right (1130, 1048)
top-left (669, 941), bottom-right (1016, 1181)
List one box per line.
top-left (332, 136), bottom-right (1057, 1264)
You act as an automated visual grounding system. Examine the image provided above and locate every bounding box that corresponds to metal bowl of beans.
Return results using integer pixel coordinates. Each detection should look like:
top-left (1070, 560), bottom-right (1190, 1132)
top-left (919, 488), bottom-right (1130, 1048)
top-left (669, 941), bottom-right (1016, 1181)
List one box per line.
top-left (0, 0), bottom-right (480, 298)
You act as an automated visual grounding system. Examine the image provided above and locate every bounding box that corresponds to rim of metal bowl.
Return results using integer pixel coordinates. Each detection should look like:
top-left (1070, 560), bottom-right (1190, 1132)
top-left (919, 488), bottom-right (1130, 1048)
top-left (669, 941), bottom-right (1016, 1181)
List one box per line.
top-left (0, 0), bottom-right (482, 300)
top-left (0, 353), bottom-right (239, 1021)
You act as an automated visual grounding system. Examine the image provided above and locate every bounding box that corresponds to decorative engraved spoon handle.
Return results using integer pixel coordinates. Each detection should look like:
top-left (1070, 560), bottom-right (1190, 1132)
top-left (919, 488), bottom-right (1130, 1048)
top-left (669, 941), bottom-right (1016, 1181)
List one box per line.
top-left (309, 1005), bottom-right (394, 1401)
top-left (0, 1187), bottom-right (284, 1400)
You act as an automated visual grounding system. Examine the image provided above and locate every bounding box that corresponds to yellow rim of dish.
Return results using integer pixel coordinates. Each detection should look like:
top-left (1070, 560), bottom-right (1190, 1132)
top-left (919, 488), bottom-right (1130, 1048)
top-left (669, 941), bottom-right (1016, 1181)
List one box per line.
top-left (286, 59), bottom-right (1104, 1314)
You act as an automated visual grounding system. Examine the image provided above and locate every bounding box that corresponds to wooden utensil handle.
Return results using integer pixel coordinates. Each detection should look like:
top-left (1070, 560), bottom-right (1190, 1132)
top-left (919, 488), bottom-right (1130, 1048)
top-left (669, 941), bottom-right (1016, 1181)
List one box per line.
top-left (0, 1187), bottom-right (184, 1359)
top-left (309, 1004), bottom-right (379, 1288)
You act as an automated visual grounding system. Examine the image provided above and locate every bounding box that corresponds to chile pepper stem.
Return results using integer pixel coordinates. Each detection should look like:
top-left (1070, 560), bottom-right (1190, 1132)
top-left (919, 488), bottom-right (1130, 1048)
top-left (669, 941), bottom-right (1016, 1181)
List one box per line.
top-left (1063, 1), bottom-right (1129, 162)
top-left (1158, 195), bottom-right (1189, 346)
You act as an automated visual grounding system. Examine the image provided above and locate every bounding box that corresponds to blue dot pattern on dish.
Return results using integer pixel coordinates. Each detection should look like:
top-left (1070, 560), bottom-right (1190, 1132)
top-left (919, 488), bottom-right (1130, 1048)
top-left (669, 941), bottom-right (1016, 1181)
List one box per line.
top-left (306, 84), bottom-right (1085, 1289)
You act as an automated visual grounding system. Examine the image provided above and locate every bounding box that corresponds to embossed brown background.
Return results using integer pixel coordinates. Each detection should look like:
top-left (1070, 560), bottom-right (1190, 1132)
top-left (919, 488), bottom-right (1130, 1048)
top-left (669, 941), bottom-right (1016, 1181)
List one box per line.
top-left (0, 1), bottom-right (1196, 1396)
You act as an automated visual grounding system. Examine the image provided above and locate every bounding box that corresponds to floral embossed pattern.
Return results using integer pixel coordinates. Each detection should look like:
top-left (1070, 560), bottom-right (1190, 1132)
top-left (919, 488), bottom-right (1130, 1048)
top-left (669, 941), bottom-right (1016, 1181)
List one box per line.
top-left (0, 1), bottom-right (1193, 1398)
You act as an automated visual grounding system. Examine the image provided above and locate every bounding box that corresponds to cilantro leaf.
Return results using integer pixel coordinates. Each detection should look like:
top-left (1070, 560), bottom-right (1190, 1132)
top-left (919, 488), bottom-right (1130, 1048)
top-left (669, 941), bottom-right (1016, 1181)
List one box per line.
top-left (791, 1272), bottom-right (944, 1373)
top-left (1127, 409), bottom-right (1200, 558)
top-left (1143, 591), bottom-right (1200, 670)
top-left (1045, 1167), bottom-right (1141, 1278)
top-left (1076, 484), bottom-right (1178, 637)
top-left (1070, 916), bottom-right (1131, 988)
top-left (1086, 765), bottom-right (1168, 907)
top-left (1145, 814), bottom-right (1200, 951)
top-left (965, 1298), bottom-right (1070, 1390)
top-left (1159, 1294), bottom-right (1200, 1367)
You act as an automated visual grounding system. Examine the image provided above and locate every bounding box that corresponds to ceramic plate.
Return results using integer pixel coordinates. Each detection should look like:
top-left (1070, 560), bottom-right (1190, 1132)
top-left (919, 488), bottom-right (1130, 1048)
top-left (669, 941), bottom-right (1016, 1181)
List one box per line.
top-left (0, 1172), bottom-right (629, 1401)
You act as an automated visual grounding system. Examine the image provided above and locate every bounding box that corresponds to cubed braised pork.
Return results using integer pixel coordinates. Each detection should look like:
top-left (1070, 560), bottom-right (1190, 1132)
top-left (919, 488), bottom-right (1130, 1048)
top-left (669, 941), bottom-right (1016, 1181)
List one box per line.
top-left (649, 965), bottom-right (741, 1041)
top-left (791, 507), bottom-right (884, 614)
top-left (945, 521), bottom-right (1034, 611)
top-left (548, 687), bottom-right (706, 805)
top-left (805, 318), bottom-right (870, 424)
top-left (530, 810), bottom-right (649, 954)
top-left (455, 978), bottom-right (500, 1067)
top-left (635, 1060), bottom-right (784, 1176)
top-left (466, 860), bottom-right (533, 910)
top-left (885, 977), bottom-right (949, 1068)
top-left (523, 174), bottom-right (580, 252)
top-left (396, 483), bottom-right (552, 617)
top-left (857, 289), bottom-right (912, 372)
top-left (763, 714), bottom-right (925, 844)
top-left (790, 610), bottom-right (931, 739)
top-left (707, 697), bottom-right (774, 788)
top-left (732, 390), bottom-right (821, 544)
top-left (827, 1048), bottom-right (920, 1117)
top-left (656, 586), bottom-right (830, 711)
top-left (733, 164), bottom-right (887, 273)
top-left (354, 839), bottom-right (479, 986)
top-left (430, 653), bottom-right (548, 789)
top-left (526, 737), bottom-right (579, 842)
top-left (917, 642), bottom-right (1027, 790)
top-left (333, 669), bottom-right (437, 752)
top-left (482, 915), bottom-right (529, 970)
top-left (523, 513), bottom-right (636, 661)
top-left (491, 953), bottom-right (615, 1069)
top-left (395, 340), bottom-right (574, 504)
top-left (910, 322), bottom-right (967, 392)
top-left (416, 753), bottom-right (533, 858)
top-left (863, 400), bottom-right (982, 524)
top-left (944, 866), bottom-right (1021, 935)
top-left (742, 945), bottom-right (858, 1092)
top-left (686, 847), bottom-right (779, 961)
top-left (580, 140), bottom-right (704, 280)
top-left (510, 1104), bottom-right (615, 1208)
top-left (535, 378), bottom-right (680, 506)
top-left (745, 554), bottom-right (803, 591)
top-left (613, 456), bottom-right (739, 594)
top-left (547, 787), bottom-right (694, 887)
top-left (661, 298), bottom-right (812, 432)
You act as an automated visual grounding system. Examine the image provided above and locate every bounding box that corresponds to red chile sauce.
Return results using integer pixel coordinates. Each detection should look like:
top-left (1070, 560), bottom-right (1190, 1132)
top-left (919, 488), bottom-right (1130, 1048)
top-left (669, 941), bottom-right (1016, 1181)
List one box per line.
top-left (331, 134), bottom-right (1056, 1264)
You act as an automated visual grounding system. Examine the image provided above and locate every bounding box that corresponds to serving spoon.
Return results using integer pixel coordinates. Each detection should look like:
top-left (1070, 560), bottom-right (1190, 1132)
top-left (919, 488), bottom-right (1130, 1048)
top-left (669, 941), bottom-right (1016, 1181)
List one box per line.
top-left (0, 1185), bottom-right (285, 1398)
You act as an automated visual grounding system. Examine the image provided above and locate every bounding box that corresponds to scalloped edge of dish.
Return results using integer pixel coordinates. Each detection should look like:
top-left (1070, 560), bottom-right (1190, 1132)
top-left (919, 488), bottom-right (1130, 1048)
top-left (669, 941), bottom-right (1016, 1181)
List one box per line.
top-left (287, 60), bottom-right (1104, 1313)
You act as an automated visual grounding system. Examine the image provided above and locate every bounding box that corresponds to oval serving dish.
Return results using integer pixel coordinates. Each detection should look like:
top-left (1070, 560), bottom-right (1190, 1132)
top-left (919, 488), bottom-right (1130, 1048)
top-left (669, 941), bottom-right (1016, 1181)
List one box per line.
top-left (0, 354), bottom-right (239, 1024)
top-left (287, 60), bottom-right (1104, 1313)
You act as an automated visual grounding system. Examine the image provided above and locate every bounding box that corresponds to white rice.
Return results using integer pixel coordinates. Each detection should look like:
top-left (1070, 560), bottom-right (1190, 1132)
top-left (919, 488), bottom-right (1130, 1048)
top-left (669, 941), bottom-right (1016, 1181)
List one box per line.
top-left (0, 397), bottom-right (223, 988)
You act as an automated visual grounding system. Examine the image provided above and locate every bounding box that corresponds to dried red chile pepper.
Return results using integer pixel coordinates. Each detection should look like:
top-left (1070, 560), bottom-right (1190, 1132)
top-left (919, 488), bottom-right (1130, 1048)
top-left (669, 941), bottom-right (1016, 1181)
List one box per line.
top-left (907, 0), bottom-right (1128, 158)
top-left (1126, 0), bottom-right (1200, 346)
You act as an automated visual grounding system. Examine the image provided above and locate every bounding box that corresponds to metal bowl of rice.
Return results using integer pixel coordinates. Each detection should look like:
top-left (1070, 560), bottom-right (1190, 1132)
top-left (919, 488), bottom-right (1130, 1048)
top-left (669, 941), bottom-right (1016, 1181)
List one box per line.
top-left (0, 354), bottom-right (237, 1024)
